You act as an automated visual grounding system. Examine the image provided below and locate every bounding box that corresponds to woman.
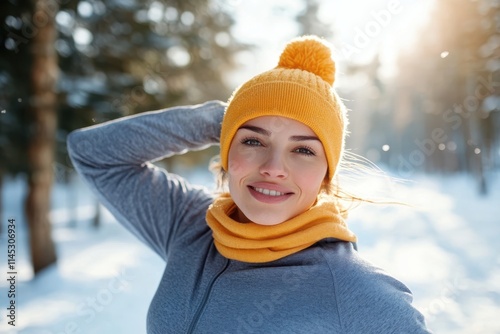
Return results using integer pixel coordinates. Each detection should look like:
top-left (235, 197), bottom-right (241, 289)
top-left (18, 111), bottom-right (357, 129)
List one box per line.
top-left (68, 36), bottom-right (431, 333)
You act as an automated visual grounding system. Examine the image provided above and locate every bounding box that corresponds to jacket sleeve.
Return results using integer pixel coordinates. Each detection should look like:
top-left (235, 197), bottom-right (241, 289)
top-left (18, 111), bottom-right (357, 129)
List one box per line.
top-left (66, 100), bottom-right (226, 260)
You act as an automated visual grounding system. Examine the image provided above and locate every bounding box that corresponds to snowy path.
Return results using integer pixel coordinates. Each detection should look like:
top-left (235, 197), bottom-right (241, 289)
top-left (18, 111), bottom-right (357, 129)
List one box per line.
top-left (1, 172), bottom-right (499, 333)
top-left (349, 175), bottom-right (500, 334)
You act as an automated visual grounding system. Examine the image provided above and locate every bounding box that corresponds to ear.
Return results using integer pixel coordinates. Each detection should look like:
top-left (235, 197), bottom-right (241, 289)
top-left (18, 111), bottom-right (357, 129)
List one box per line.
top-left (323, 172), bottom-right (330, 184)
top-left (319, 176), bottom-right (329, 194)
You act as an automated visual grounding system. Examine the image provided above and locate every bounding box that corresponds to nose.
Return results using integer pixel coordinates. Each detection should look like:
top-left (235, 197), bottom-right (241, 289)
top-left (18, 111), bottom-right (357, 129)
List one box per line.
top-left (259, 150), bottom-right (288, 179)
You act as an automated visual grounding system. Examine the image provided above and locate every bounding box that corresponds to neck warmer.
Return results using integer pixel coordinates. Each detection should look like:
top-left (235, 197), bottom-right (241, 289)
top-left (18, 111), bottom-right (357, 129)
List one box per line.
top-left (206, 194), bottom-right (357, 263)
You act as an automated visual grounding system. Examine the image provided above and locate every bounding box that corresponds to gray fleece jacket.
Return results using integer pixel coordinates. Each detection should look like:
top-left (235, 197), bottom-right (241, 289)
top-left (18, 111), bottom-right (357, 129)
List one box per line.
top-left (67, 101), bottom-right (431, 334)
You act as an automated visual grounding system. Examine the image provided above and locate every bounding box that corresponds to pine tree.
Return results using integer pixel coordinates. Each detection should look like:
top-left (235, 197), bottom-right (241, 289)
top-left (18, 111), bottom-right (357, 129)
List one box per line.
top-left (393, 0), bottom-right (498, 190)
top-left (0, 0), bottom-right (246, 275)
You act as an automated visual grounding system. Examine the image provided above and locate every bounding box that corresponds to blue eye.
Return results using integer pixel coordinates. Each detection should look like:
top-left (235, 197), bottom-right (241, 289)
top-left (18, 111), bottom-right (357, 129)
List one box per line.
top-left (241, 138), bottom-right (262, 146)
top-left (294, 147), bottom-right (316, 156)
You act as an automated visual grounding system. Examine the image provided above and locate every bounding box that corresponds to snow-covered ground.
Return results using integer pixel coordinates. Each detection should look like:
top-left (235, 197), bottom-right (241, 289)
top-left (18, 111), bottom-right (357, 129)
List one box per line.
top-left (0, 168), bottom-right (499, 334)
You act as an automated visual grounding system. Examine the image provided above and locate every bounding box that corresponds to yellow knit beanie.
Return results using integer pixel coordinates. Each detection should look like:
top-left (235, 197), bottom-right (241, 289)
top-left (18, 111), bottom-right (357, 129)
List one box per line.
top-left (220, 35), bottom-right (348, 180)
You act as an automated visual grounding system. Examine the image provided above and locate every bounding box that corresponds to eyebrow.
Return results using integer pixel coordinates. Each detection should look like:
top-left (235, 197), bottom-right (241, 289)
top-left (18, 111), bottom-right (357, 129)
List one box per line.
top-left (289, 135), bottom-right (320, 142)
top-left (238, 125), bottom-right (320, 142)
top-left (239, 125), bottom-right (270, 136)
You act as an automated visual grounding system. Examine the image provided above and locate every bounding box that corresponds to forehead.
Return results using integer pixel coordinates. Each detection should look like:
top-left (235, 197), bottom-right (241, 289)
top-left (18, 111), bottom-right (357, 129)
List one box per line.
top-left (240, 116), bottom-right (316, 136)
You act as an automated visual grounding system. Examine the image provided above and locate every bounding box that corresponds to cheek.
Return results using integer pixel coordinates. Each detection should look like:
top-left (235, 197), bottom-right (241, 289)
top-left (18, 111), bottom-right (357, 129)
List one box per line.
top-left (228, 144), bottom-right (259, 176)
top-left (291, 162), bottom-right (327, 192)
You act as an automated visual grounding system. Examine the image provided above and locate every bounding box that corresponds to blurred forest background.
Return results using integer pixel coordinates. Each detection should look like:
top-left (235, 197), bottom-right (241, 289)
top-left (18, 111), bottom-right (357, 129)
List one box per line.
top-left (0, 0), bottom-right (499, 278)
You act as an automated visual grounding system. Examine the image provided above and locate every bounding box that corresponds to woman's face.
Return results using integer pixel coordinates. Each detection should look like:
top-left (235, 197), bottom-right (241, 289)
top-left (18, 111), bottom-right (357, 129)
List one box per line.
top-left (227, 116), bottom-right (328, 225)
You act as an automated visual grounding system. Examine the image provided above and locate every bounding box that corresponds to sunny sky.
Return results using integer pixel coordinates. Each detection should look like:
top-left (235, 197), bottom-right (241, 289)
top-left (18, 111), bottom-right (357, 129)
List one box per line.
top-left (227, 0), bottom-right (434, 86)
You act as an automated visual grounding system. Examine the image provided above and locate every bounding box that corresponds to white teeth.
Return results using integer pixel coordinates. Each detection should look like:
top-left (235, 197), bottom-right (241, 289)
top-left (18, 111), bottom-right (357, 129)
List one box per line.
top-left (254, 187), bottom-right (285, 196)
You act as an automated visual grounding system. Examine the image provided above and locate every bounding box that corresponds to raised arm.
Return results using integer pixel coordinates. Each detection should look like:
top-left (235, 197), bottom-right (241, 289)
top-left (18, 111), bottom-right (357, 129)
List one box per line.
top-left (66, 100), bottom-right (226, 260)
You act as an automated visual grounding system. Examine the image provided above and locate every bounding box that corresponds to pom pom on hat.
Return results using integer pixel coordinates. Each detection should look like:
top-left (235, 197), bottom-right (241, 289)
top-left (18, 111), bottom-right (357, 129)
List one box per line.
top-left (277, 36), bottom-right (335, 86)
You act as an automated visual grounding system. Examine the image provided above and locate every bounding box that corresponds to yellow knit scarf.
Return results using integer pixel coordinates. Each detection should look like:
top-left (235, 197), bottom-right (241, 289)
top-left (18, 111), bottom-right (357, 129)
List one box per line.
top-left (205, 193), bottom-right (357, 263)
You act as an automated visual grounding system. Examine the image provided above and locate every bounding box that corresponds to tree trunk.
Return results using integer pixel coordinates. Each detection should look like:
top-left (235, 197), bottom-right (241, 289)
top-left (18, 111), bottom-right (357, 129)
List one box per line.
top-left (93, 200), bottom-right (101, 228)
top-left (25, 0), bottom-right (59, 275)
top-left (0, 171), bottom-right (3, 235)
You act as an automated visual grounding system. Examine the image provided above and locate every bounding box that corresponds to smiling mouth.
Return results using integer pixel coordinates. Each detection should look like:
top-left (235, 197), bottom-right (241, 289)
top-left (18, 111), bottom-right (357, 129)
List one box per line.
top-left (249, 186), bottom-right (293, 197)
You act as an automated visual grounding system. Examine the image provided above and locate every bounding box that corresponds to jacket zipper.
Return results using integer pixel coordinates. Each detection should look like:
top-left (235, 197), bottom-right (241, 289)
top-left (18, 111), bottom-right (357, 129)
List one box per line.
top-left (186, 258), bottom-right (230, 334)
